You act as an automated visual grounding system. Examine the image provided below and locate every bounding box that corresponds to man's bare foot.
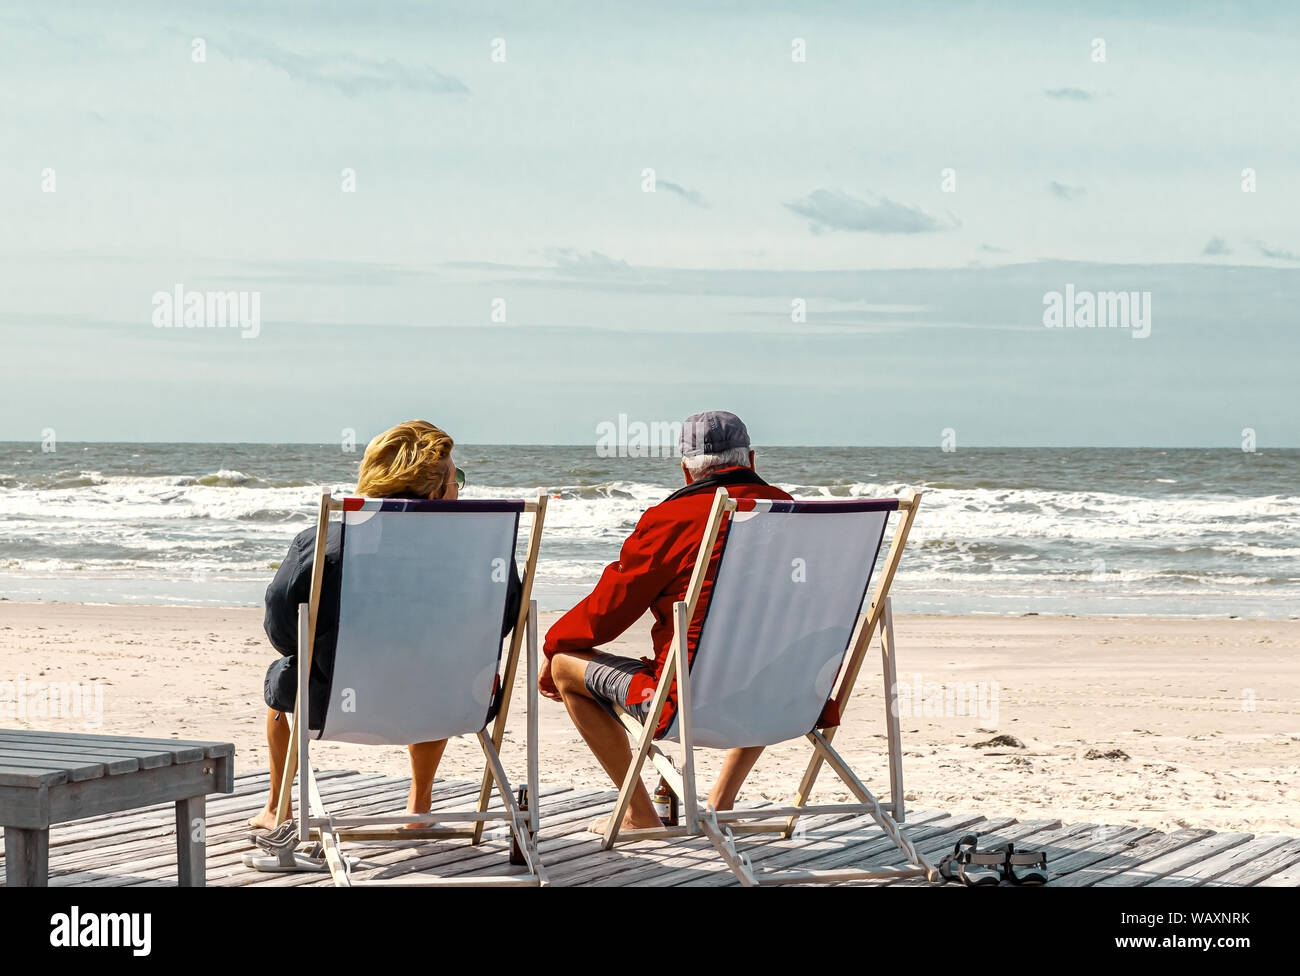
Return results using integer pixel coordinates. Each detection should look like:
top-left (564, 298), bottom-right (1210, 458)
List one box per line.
top-left (247, 808), bottom-right (283, 831)
top-left (588, 813), bottom-right (662, 835)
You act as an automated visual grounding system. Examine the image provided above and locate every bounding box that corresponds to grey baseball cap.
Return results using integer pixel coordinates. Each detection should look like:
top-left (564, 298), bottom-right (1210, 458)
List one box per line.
top-left (678, 410), bottom-right (751, 458)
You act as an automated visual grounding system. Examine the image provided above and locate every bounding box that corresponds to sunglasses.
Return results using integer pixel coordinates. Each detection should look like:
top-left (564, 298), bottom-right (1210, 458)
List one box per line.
top-left (454, 467), bottom-right (466, 490)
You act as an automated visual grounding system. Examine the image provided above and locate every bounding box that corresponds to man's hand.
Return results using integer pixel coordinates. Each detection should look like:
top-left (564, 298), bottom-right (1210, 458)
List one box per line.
top-left (538, 655), bottom-right (562, 702)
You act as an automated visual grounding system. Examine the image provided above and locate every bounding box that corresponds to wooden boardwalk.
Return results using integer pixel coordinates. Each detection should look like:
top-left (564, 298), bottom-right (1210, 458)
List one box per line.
top-left (3, 768), bottom-right (1298, 887)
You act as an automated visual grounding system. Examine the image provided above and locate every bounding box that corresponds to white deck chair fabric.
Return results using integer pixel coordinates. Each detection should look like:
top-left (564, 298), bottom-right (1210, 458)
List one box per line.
top-left (661, 499), bottom-right (893, 749)
top-left (316, 498), bottom-right (521, 745)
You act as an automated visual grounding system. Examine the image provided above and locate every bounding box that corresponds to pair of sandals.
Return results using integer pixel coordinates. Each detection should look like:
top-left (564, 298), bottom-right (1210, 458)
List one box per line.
top-left (937, 834), bottom-right (1049, 886)
top-left (244, 818), bottom-right (444, 873)
top-left (242, 820), bottom-right (330, 873)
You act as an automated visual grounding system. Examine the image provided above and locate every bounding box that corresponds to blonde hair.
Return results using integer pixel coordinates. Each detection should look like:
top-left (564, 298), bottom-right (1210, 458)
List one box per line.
top-left (355, 420), bottom-right (454, 498)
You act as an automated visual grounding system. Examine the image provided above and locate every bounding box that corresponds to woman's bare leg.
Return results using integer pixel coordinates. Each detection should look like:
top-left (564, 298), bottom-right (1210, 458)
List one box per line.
top-left (249, 707), bottom-right (291, 829)
top-left (406, 739), bottom-right (449, 826)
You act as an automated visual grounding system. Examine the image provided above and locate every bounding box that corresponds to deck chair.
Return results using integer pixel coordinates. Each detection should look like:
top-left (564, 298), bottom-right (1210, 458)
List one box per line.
top-left (602, 487), bottom-right (938, 886)
top-left (255, 490), bottom-right (548, 887)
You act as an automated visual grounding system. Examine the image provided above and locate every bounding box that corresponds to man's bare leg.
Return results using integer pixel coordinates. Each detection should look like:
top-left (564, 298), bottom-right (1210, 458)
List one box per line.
top-left (708, 746), bottom-right (764, 811)
top-left (249, 707), bottom-right (291, 829)
top-left (550, 650), bottom-right (661, 832)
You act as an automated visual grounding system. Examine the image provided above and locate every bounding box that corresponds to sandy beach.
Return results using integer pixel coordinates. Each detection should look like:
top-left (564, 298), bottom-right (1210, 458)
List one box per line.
top-left (1, 601), bottom-right (1295, 836)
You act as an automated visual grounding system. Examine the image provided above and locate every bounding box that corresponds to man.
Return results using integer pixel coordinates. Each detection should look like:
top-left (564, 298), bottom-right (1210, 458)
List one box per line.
top-left (539, 411), bottom-right (792, 832)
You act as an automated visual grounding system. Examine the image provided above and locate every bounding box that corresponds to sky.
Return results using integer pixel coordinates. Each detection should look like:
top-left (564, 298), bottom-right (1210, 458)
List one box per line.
top-left (1, 0), bottom-right (1298, 446)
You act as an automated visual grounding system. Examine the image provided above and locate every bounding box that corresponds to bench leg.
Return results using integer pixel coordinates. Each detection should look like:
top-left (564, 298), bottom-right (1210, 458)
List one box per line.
top-left (4, 826), bottom-right (50, 887)
top-left (175, 795), bottom-right (206, 887)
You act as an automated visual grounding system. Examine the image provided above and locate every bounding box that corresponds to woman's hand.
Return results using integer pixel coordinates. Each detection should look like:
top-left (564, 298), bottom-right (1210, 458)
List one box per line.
top-left (538, 655), bottom-right (562, 702)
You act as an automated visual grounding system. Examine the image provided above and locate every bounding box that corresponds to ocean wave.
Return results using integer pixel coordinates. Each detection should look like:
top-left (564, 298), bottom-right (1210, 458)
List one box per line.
top-left (4, 479), bottom-right (1300, 548)
top-left (183, 469), bottom-right (266, 488)
top-left (4, 460), bottom-right (1300, 613)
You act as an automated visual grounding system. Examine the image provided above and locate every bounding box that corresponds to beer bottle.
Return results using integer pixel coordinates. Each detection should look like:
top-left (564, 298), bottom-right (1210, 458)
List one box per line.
top-left (652, 777), bottom-right (679, 827)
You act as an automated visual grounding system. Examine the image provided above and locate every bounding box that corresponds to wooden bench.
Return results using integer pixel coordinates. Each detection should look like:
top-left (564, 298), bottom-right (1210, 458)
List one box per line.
top-left (0, 729), bottom-right (234, 887)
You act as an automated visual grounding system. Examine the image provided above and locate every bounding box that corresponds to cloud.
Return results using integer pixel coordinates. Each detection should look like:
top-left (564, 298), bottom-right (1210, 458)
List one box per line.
top-left (784, 189), bottom-right (955, 234)
top-left (980, 243), bottom-right (1009, 253)
top-left (1045, 87), bottom-right (1094, 101)
top-left (546, 248), bottom-right (631, 273)
top-left (223, 32), bottom-right (469, 96)
top-left (1203, 236), bottom-right (1232, 256)
top-left (1252, 240), bottom-right (1300, 262)
top-left (659, 180), bottom-right (707, 207)
top-left (1047, 181), bottom-right (1086, 201)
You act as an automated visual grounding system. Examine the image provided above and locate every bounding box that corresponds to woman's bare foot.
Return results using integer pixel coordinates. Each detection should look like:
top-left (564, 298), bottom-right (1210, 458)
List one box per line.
top-left (403, 815), bottom-right (445, 830)
top-left (247, 807), bottom-right (283, 831)
top-left (404, 801), bottom-right (443, 830)
top-left (588, 813), bottom-right (662, 835)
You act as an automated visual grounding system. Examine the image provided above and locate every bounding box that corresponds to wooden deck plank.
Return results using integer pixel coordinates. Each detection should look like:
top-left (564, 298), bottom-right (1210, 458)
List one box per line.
top-left (1092, 832), bottom-right (1254, 887)
top-left (1206, 838), bottom-right (1300, 887)
top-left (141, 782), bottom-right (437, 888)
top-left (294, 787), bottom-right (621, 889)
top-left (25, 776), bottom-right (417, 887)
top-left (0, 769), bottom-right (364, 862)
top-left (118, 778), bottom-right (477, 888)
top-left (567, 812), bottom-right (866, 887)
top-left (199, 790), bottom-right (484, 887)
top-left (678, 810), bottom-right (954, 888)
top-left (627, 812), bottom-right (1002, 889)
top-left (0, 729), bottom-right (229, 760)
top-left (643, 809), bottom-right (955, 888)
top-left (6, 769), bottom-right (1296, 888)
top-left (1035, 824), bottom-right (1161, 879)
top-left (198, 782), bottom-right (580, 888)
top-left (1250, 849), bottom-right (1300, 887)
top-left (396, 791), bottom-right (643, 887)
top-left (8, 773), bottom-right (401, 884)
top-left (645, 813), bottom-right (907, 888)
top-left (325, 784), bottom-right (582, 887)
top-left (1147, 834), bottom-right (1294, 887)
top-left (0, 746), bottom-right (140, 776)
top-left (1051, 828), bottom-right (1214, 887)
top-left (43, 776), bottom-right (413, 883)
top-left (0, 731), bottom-right (194, 767)
top-left (0, 759), bottom-right (83, 786)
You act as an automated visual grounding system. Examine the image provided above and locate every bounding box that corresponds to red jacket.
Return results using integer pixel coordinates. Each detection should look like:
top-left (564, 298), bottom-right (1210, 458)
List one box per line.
top-left (544, 469), bottom-right (792, 736)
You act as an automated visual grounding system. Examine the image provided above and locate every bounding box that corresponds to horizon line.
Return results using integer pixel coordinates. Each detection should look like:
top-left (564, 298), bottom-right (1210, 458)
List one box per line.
top-left (2, 440), bottom-right (1296, 451)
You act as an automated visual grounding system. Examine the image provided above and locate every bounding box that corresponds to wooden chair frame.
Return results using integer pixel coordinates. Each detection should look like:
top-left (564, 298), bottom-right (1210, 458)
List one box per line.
top-left (601, 487), bottom-right (938, 886)
top-left (274, 490), bottom-right (549, 887)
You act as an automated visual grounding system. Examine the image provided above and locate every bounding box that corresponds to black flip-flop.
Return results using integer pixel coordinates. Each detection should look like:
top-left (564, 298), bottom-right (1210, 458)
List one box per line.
top-left (937, 834), bottom-right (1004, 886)
top-left (1002, 843), bottom-right (1049, 885)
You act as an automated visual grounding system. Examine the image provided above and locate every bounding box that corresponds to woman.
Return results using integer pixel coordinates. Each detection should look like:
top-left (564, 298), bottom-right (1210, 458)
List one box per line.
top-left (249, 419), bottom-right (521, 830)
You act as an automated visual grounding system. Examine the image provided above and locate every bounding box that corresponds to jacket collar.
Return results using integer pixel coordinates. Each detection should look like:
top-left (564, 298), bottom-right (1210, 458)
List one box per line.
top-left (661, 465), bottom-right (770, 504)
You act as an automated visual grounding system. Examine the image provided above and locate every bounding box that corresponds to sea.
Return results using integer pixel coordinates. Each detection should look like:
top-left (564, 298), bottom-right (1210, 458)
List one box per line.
top-left (1, 443), bottom-right (1298, 618)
